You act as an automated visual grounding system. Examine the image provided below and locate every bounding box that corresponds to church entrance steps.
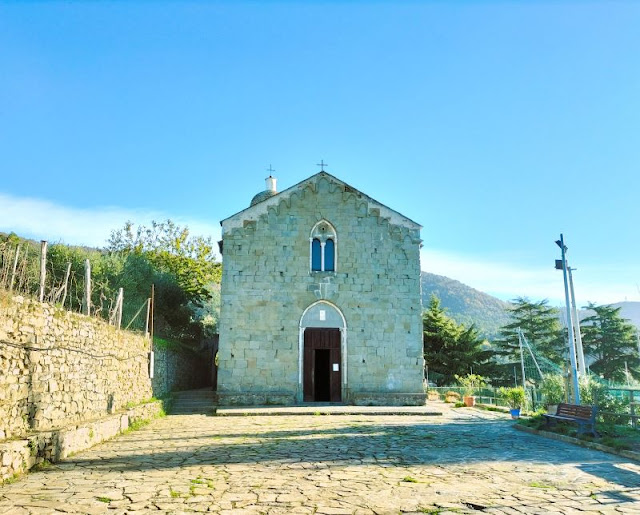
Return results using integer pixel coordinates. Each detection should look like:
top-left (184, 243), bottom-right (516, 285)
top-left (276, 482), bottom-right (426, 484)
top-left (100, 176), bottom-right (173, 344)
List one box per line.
top-left (214, 405), bottom-right (443, 417)
top-left (168, 388), bottom-right (216, 415)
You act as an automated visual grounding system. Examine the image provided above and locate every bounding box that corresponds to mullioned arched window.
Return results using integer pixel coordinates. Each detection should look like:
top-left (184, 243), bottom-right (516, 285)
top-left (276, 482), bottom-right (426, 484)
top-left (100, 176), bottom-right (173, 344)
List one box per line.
top-left (310, 221), bottom-right (337, 272)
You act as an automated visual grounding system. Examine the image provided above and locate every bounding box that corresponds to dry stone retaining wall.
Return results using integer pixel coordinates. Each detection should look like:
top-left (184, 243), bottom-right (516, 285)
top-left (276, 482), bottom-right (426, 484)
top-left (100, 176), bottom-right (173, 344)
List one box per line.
top-left (151, 344), bottom-right (213, 398)
top-left (0, 292), bottom-right (152, 440)
top-left (0, 400), bottom-right (164, 482)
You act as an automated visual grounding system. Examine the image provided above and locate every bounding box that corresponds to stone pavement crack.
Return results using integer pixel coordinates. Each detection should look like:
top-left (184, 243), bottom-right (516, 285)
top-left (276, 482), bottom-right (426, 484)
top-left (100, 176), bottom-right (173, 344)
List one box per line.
top-left (1, 405), bottom-right (639, 513)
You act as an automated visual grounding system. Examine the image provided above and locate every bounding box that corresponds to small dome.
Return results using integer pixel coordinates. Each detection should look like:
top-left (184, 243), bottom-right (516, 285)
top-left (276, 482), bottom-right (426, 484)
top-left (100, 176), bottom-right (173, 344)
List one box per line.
top-left (250, 189), bottom-right (277, 206)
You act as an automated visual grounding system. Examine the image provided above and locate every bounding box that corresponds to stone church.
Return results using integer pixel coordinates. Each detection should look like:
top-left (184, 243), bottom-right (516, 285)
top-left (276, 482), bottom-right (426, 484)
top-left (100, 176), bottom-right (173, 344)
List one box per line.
top-left (217, 171), bottom-right (426, 405)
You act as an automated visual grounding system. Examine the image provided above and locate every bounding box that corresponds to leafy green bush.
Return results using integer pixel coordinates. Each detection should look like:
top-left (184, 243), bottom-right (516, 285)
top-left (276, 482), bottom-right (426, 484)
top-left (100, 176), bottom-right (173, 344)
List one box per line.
top-left (579, 376), bottom-right (628, 424)
top-left (540, 375), bottom-right (565, 405)
top-left (455, 373), bottom-right (487, 396)
top-left (498, 386), bottom-right (526, 409)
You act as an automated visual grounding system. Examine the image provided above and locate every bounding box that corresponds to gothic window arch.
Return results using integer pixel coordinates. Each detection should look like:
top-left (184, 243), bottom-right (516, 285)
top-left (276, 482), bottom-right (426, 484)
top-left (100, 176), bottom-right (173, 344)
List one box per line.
top-left (309, 220), bottom-right (337, 272)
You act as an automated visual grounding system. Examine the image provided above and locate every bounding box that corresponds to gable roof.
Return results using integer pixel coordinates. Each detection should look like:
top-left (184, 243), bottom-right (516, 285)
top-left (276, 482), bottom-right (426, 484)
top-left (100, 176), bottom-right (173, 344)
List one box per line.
top-left (220, 171), bottom-right (421, 233)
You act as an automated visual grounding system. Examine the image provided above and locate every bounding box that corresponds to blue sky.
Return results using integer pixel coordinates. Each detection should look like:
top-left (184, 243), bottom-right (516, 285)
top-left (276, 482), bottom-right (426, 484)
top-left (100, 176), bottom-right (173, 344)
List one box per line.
top-left (1, 1), bottom-right (638, 306)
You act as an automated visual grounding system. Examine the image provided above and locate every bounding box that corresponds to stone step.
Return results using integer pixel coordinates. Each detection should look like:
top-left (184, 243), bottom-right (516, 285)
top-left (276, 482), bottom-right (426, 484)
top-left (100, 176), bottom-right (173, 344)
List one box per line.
top-left (172, 398), bottom-right (215, 404)
top-left (169, 388), bottom-right (216, 415)
top-left (172, 391), bottom-right (215, 398)
top-left (170, 413), bottom-right (213, 416)
top-left (173, 397), bottom-right (215, 404)
top-left (172, 396), bottom-right (215, 401)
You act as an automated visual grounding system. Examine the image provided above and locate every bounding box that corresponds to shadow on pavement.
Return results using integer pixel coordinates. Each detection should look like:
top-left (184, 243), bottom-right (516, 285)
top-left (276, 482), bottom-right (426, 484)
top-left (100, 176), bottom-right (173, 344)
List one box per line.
top-left (59, 417), bottom-right (639, 494)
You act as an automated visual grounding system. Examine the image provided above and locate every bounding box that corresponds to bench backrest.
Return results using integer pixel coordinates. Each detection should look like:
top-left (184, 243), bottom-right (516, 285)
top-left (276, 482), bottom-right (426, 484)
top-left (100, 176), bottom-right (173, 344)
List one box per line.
top-left (556, 403), bottom-right (596, 420)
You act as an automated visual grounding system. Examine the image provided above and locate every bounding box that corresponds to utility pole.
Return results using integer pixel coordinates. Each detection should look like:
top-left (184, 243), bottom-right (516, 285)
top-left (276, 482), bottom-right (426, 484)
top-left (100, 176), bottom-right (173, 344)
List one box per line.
top-left (567, 266), bottom-right (586, 376)
top-left (556, 234), bottom-right (580, 404)
top-left (518, 328), bottom-right (527, 391)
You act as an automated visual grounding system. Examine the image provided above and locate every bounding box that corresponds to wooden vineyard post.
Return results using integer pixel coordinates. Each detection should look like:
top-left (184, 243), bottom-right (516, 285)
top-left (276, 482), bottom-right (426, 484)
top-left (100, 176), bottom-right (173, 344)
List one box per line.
top-left (39, 241), bottom-right (48, 302)
top-left (9, 245), bottom-right (20, 292)
top-left (83, 259), bottom-right (91, 315)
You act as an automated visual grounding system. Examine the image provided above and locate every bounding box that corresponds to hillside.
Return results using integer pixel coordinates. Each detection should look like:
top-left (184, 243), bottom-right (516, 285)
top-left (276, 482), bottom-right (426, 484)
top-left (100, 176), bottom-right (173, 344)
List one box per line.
top-left (579, 301), bottom-right (640, 329)
top-left (610, 302), bottom-right (640, 328)
top-left (421, 272), bottom-right (511, 338)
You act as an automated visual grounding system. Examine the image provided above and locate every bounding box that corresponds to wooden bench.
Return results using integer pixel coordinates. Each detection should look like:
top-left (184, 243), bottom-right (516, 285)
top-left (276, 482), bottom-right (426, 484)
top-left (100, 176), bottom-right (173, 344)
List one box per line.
top-left (543, 403), bottom-right (599, 437)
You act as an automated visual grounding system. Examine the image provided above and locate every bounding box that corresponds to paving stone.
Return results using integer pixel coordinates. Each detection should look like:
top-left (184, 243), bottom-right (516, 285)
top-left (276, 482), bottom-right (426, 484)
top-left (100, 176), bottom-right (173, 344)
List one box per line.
top-left (1, 404), bottom-right (640, 513)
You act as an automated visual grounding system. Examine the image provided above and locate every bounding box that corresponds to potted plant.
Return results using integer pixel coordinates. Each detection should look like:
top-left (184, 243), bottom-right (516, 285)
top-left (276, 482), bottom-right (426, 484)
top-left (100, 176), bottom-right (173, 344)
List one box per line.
top-left (540, 375), bottom-right (565, 414)
top-left (455, 374), bottom-right (486, 407)
top-left (498, 386), bottom-right (526, 418)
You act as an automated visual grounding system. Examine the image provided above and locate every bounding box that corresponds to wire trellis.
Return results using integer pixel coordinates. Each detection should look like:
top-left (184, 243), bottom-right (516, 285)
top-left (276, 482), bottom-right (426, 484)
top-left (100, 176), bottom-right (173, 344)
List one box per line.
top-left (0, 240), bottom-right (149, 333)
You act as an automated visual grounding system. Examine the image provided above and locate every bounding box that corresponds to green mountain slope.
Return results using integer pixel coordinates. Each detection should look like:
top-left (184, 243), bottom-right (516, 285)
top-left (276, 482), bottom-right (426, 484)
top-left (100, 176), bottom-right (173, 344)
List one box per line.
top-left (421, 272), bottom-right (511, 338)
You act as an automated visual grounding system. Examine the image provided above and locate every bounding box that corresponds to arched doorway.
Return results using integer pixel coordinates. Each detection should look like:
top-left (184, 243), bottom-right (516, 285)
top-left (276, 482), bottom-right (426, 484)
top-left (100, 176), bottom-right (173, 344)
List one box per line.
top-left (298, 301), bottom-right (346, 403)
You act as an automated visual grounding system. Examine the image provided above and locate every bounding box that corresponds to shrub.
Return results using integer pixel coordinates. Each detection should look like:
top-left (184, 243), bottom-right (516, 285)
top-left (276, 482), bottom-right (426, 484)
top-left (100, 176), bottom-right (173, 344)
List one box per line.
top-left (455, 374), bottom-right (487, 397)
top-left (540, 375), bottom-right (565, 406)
top-left (579, 376), bottom-right (628, 424)
top-left (444, 391), bottom-right (461, 403)
top-left (498, 387), bottom-right (526, 409)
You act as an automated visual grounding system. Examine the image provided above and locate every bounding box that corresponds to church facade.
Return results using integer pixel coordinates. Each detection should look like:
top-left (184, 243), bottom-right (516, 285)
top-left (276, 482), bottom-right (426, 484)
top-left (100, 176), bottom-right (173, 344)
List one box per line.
top-left (217, 171), bottom-right (426, 405)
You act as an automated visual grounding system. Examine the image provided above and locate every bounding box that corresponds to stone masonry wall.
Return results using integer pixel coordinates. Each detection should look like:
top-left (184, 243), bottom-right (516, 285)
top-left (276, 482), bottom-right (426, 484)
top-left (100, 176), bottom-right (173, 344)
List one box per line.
top-left (0, 293), bottom-right (152, 440)
top-left (0, 400), bottom-right (164, 482)
top-left (218, 173), bottom-right (425, 405)
top-left (151, 344), bottom-right (212, 398)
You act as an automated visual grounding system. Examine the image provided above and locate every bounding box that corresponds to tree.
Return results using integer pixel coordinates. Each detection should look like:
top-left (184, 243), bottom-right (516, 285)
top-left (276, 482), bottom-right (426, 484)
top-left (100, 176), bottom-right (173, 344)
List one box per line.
top-left (495, 297), bottom-right (565, 366)
top-left (106, 220), bottom-right (223, 342)
top-left (423, 295), bottom-right (496, 385)
top-left (107, 220), bottom-right (221, 305)
top-left (581, 302), bottom-right (639, 383)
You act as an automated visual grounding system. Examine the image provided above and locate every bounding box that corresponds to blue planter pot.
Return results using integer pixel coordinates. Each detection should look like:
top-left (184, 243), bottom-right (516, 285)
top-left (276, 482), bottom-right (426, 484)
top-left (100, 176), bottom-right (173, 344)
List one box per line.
top-left (510, 408), bottom-right (521, 419)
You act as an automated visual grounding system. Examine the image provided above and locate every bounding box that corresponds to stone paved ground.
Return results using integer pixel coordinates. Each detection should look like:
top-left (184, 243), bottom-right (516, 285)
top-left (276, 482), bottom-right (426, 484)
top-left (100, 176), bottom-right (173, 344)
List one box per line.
top-left (1, 404), bottom-right (640, 514)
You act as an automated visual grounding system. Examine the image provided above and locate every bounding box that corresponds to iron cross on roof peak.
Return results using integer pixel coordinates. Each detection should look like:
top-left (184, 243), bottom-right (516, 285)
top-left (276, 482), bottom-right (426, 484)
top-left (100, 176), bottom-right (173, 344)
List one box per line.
top-left (266, 164), bottom-right (275, 174)
top-left (316, 160), bottom-right (328, 172)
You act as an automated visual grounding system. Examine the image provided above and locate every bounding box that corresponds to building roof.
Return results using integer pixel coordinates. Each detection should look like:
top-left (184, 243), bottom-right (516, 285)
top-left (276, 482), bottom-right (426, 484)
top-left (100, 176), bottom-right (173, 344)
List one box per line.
top-left (220, 171), bottom-right (421, 233)
top-left (250, 189), bottom-right (278, 206)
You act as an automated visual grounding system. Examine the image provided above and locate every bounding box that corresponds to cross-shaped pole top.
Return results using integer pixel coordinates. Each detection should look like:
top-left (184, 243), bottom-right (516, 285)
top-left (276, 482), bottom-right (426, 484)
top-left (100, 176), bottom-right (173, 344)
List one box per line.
top-left (316, 160), bottom-right (328, 172)
top-left (266, 164), bottom-right (275, 174)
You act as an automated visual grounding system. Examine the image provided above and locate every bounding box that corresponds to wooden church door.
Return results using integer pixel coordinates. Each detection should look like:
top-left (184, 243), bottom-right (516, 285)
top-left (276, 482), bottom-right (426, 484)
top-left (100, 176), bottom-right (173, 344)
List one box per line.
top-left (303, 328), bottom-right (341, 402)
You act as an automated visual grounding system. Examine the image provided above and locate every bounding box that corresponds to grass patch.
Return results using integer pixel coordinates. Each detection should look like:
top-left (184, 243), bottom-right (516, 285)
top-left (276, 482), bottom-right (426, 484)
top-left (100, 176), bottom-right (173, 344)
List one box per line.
top-left (599, 436), bottom-right (632, 451)
top-left (124, 397), bottom-right (162, 409)
top-left (190, 476), bottom-right (214, 488)
top-left (402, 476), bottom-right (419, 483)
top-left (124, 397), bottom-right (169, 418)
top-left (153, 336), bottom-right (199, 356)
top-left (125, 418), bottom-right (151, 433)
top-left (169, 488), bottom-right (181, 498)
top-left (519, 414), bottom-right (640, 453)
top-left (96, 496), bottom-right (112, 503)
top-left (529, 481), bottom-right (554, 489)
top-left (32, 460), bottom-right (52, 472)
top-left (2, 473), bottom-right (21, 485)
top-left (475, 404), bottom-right (508, 413)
